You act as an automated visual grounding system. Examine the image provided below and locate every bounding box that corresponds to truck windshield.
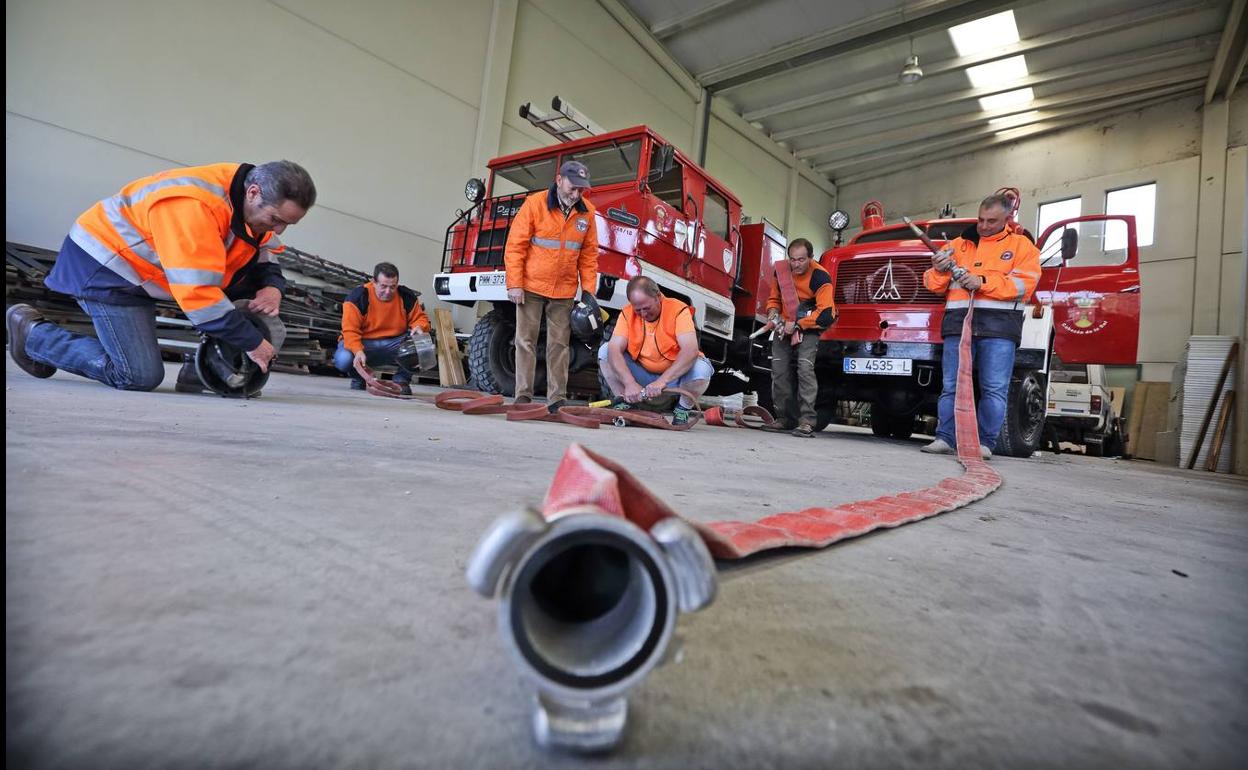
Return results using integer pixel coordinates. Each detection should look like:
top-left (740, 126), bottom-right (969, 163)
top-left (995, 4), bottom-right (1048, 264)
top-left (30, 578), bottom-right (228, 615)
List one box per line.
top-left (493, 157), bottom-right (558, 196)
top-left (490, 139), bottom-right (643, 197)
top-left (561, 139), bottom-right (642, 187)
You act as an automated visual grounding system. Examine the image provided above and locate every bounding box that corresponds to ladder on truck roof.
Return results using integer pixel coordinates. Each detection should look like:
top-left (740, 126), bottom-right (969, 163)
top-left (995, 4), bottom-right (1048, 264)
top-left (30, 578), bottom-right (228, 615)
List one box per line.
top-left (518, 96), bottom-right (603, 143)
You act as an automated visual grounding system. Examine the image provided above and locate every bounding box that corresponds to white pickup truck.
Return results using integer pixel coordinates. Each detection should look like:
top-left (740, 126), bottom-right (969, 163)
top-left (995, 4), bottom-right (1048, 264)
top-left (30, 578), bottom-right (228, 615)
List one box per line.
top-left (1045, 362), bottom-right (1125, 456)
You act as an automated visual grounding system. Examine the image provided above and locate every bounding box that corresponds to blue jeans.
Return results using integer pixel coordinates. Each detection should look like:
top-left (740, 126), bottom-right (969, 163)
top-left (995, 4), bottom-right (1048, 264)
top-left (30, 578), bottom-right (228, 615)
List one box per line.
top-left (597, 344), bottom-right (713, 391)
top-left (334, 335), bottom-right (411, 383)
top-left (25, 299), bottom-right (166, 391)
top-left (936, 335), bottom-right (1016, 451)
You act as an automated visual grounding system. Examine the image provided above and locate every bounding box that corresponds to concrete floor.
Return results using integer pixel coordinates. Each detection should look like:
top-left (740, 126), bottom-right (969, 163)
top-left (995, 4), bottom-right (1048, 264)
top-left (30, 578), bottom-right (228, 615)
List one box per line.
top-left (6, 358), bottom-right (1248, 769)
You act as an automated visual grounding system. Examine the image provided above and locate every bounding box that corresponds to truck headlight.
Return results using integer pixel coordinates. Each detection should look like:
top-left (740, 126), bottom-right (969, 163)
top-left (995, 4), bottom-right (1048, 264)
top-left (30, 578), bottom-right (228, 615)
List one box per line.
top-left (465, 178), bottom-right (486, 204)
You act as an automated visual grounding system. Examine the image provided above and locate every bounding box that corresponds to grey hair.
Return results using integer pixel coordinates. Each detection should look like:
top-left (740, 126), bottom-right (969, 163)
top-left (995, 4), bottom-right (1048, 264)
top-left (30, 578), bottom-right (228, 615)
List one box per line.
top-left (246, 160), bottom-right (317, 210)
top-left (626, 275), bottom-right (661, 299)
top-left (980, 193), bottom-right (1013, 213)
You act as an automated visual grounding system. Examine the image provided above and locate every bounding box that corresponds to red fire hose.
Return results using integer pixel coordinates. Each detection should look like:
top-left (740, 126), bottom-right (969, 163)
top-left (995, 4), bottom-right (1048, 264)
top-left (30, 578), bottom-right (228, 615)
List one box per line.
top-left (537, 298), bottom-right (1000, 559)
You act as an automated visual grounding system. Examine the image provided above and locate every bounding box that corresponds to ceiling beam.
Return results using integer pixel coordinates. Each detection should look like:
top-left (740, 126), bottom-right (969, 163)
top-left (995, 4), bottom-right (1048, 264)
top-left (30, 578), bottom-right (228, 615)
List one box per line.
top-left (1204, 0), bottom-right (1247, 102)
top-left (770, 34), bottom-right (1218, 144)
top-left (1228, 36), bottom-right (1248, 99)
top-left (743, 0), bottom-right (1219, 121)
top-left (795, 64), bottom-right (1211, 161)
top-left (832, 90), bottom-right (1203, 187)
top-left (822, 86), bottom-right (1202, 179)
top-left (650, 0), bottom-right (765, 40)
top-left (698, 0), bottom-right (1038, 92)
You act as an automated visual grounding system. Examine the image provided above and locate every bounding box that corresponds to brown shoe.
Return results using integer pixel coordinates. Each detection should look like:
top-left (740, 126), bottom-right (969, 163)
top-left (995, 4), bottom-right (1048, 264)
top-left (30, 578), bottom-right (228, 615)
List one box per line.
top-left (792, 423), bottom-right (816, 438)
top-left (6, 304), bottom-right (56, 378)
top-left (513, 395), bottom-right (533, 405)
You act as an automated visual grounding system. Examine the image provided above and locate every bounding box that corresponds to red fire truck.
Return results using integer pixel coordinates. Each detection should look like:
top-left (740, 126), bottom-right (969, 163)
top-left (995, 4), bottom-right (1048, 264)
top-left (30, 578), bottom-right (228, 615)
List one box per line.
top-left (433, 121), bottom-right (780, 399)
top-left (812, 203), bottom-right (1141, 456)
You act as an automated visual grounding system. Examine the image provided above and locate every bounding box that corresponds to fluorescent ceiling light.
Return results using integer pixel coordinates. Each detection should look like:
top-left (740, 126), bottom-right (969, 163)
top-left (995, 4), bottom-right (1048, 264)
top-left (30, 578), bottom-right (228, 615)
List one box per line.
top-left (979, 87), bottom-right (1034, 111)
top-left (988, 110), bottom-right (1039, 126)
top-left (966, 55), bottom-right (1029, 87)
top-left (948, 10), bottom-right (1020, 57)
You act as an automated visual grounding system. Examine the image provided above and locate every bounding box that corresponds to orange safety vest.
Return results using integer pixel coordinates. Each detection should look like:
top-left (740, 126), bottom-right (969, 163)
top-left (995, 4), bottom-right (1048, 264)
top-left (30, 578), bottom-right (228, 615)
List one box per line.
top-left (621, 296), bottom-right (694, 364)
top-left (503, 186), bottom-right (599, 299)
top-left (69, 163), bottom-right (285, 328)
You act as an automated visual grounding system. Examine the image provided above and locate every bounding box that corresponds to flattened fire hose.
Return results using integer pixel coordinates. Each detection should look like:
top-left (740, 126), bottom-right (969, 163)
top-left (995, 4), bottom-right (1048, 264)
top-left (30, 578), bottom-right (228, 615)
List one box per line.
top-left (467, 299), bottom-right (1002, 753)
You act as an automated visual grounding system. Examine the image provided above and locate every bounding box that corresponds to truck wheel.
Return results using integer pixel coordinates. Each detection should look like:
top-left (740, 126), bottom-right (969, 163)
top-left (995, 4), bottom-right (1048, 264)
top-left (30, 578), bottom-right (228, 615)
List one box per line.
top-left (467, 311), bottom-right (545, 396)
top-left (870, 408), bottom-right (913, 440)
top-left (996, 369), bottom-right (1047, 458)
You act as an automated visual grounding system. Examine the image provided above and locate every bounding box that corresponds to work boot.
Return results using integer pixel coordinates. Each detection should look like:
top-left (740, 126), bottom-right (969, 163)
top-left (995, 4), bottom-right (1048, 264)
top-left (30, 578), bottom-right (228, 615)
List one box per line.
top-left (175, 353), bottom-right (207, 393)
top-left (792, 423), bottom-right (815, 438)
top-left (513, 395), bottom-right (532, 405)
top-left (761, 420), bottom-right (797, 433)
top-left (5, 304), bottom-right (56, 378)
top-left (671, 406), bottom-right (692, 426)
top-left (397, 383), bottom-right (413, 396)
top-left (980, 445), bottom-right (993, 460)
top-left (546, 399), bottom-right (568, 414)
top-left (349, 378), bottom-right (366, 391)
top-left (610, 399), bottom-right (635, 411)
top-left (921, 438), bottom-right (954, 454)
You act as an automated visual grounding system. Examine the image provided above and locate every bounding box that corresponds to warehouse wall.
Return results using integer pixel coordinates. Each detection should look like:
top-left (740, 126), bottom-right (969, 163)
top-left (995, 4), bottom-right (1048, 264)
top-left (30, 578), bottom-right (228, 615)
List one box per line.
top-left (836, 91), bottom-right (1248, 384)
top-left (5, 0), bottom-right (496, 301)
top-left (6, 0), bottom-right (835, 312)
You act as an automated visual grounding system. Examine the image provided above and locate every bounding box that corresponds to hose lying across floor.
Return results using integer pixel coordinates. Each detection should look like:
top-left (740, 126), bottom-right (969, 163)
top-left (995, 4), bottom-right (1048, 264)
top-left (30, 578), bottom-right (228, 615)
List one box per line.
top-left (464, 298), bottom-right (1002, 752)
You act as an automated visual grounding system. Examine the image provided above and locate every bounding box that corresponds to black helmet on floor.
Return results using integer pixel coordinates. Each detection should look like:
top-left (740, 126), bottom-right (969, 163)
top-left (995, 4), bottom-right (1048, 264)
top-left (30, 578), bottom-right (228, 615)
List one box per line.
top-left (570, 300), bottom-right (606, 344)
top-left (195, 301), bottom-right (285, 398)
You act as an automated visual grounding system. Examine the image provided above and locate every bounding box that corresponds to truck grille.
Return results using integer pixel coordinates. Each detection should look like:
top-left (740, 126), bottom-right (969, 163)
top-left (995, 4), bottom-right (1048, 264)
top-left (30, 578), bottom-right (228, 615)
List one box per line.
top-left (833, 255), bottom-right (943, 306)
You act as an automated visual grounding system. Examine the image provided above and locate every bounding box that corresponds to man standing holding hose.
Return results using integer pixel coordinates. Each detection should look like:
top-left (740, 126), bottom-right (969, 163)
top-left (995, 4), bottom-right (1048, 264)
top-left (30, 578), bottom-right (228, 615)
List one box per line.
top-left (920, 193), bottom-right (1041, 459)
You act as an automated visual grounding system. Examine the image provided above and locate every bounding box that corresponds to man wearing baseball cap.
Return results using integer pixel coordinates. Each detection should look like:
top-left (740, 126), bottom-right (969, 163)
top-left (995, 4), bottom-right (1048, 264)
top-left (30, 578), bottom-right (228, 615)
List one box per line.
top-left (502, 160), bottom-right (599, 408)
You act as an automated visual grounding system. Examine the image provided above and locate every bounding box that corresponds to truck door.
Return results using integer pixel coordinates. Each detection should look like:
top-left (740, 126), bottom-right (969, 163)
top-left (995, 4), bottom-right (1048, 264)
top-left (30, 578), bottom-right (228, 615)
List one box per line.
top-left (1034, 214), bottom-right (1140, 365)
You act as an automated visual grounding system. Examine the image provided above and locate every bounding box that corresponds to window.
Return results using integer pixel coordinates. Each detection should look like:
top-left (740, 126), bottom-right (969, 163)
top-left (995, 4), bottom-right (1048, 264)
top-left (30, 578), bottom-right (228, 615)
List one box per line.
top-left (1105, 183), bottom-right (1155, 250)
top-left (648, 144), bottom-right (683, 209)
top-left (493, 157), bottom-right (558, 195)
top-left (562, 140), bottom-right (642, 187)
top-left (703, 186), bottom-right (730, 240)
top-left (1037, 197), bottom-right (1081, 238)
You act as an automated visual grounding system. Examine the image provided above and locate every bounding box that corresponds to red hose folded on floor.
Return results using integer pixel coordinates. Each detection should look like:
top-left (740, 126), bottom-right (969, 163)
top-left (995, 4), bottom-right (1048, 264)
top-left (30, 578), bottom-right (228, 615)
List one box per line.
top-left (539, 297), bottom-right (1002, 559)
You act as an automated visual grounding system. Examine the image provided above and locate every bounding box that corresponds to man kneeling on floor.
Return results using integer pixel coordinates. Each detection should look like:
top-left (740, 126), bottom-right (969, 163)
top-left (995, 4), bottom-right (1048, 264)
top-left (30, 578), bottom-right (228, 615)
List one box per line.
top-left (6, 161), bottom-right (315, 392)
top-left (598, 276), bottom-right (712, 427)
top-left (334, 262), bottom-right (431, 395)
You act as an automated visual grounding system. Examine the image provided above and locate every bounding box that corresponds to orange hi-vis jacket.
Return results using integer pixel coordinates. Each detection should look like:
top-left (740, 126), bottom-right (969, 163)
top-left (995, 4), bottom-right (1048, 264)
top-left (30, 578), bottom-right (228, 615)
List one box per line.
top-left (340, 281), bottom-right (431, 353)
top-left (619, 296), bottom-right (698, 370)
top-left (923, 224), bottom-right (1042, 342)
top-left (765, 262), bottom-right (837, 330)
top-left (504, 185), bottom-right (599, 300)
top-left (45, 162), bottom-right (286, 351)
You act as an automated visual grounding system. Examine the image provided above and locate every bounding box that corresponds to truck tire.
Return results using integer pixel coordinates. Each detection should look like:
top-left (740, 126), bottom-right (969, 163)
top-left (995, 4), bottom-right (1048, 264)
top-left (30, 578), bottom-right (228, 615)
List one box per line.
top-left (996, 369), bottom-right (1047, 458)
top-left (869, 408), bottom-right (914, 440)
top-left (467, 311), bottom-right (545, 396)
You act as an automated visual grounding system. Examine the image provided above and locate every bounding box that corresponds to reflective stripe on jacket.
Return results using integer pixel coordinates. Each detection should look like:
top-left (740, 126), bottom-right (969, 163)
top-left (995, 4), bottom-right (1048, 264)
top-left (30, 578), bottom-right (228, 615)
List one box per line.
top-left (45, 162), bottom-right (286, 351)
top-left (923, 224), bottom-right (1041, 343)
top-left (503, 185), bottom-right (599, 300)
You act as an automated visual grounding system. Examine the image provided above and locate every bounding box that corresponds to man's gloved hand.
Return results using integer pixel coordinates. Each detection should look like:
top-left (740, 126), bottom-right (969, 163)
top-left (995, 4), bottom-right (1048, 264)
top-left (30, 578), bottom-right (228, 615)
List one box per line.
top-left (956, 272), bottom-right (983, 291)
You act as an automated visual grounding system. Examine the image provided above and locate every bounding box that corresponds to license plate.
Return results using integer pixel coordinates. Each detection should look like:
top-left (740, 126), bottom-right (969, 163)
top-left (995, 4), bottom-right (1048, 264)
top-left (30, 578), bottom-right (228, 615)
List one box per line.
top-left (843, 357), bottom-right (912, 376)
top-left (478, 273), bottom-right (507, 287)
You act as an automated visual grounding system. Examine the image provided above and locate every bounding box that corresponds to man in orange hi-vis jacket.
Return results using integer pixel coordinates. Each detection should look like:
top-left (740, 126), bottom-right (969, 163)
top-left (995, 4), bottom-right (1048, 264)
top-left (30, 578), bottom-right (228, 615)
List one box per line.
top-left (503, 160), bottom-right (599, 410)
top-left (6, 161), bottom-right (316, 392)
top-left (920, 192), bottom-right (1041, 459)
